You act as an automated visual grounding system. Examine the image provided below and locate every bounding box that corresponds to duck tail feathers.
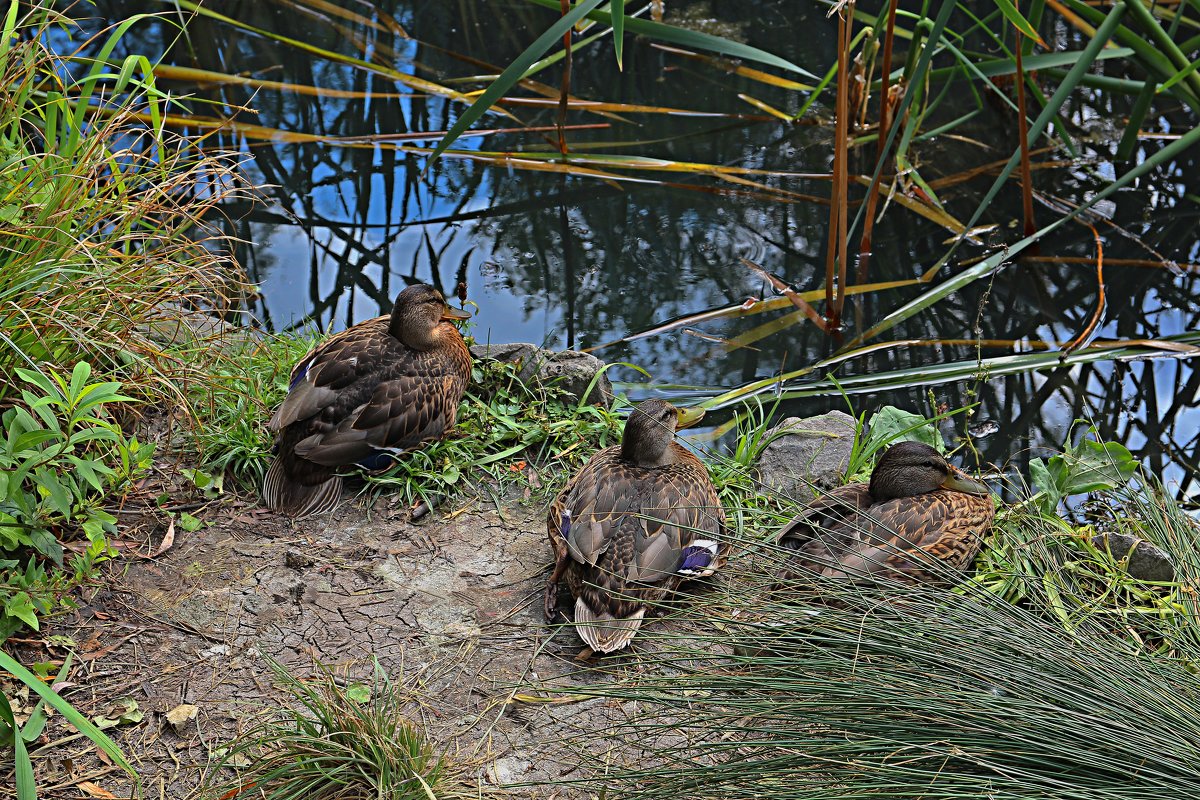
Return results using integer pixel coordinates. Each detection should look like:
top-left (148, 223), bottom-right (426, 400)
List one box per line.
top-left (574, 599), bottom-right (645, 653)
top-left (262, 458), bottom-right (342, 518)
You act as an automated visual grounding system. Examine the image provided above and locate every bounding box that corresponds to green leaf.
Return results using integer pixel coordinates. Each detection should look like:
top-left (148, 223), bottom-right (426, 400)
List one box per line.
top-left (993, 0), bottom-right (1045, 45)
top-left (346, 683), bottom-right (371, 704)
top-left (611, 0), bottom-right (625, 69)
top-left (4, 591), bottom-right (39, 631)
top-left (68, 362), bottom-right (91, 405)
top-left (1056, 433), bottom-right (1137, 495)
top-left (430, 0), bottom-right (607, 163)
top-left (29, 529), bottom-right (64, 567)
top-left (1029, 457), bottom-right (1056, 499)
top-left (526, 0), bottom-right (817, 78)
top-left (178, 512), bottom-right (204, 533)
top-left (865, 406), bottom-right (942, 452)
top-left (181, 468), bottom-right (224, 499)
top-left (33, 469), bottom-right (73, 518)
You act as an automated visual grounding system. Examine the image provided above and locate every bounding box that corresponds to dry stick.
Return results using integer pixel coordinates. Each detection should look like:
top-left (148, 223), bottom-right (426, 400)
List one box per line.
top-left (825, 2), bottom-right (854, 328)
top-left (856, 0), bottom-right (900, 286)
top-left (557, 0), bottom-right (573, 155)
top-left (1014, 3), bottom-right (1037, 237)
top-left (1061, 224), bottom-right (1106, 358)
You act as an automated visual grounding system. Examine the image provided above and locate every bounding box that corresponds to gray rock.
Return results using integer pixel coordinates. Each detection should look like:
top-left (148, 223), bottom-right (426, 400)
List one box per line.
top-left (1090, 531), bottom-right (1176, 583)
top-left (470, 342), bottom-right (613, 408)
top-left (755, 410), bottom-right (858, 502)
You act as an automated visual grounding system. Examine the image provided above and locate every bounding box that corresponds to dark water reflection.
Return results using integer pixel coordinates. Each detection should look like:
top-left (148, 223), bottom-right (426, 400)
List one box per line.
top-left (81, 0), bottom-right (1200, 501)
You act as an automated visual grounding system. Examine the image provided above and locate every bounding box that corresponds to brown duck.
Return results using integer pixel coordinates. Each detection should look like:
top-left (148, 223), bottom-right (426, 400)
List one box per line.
top-left (262, 284), bottom-right (471, 517)
top-left (776, 441), bottom-right (995, 584)
top-left (545, 399), bottom-right (726, 653)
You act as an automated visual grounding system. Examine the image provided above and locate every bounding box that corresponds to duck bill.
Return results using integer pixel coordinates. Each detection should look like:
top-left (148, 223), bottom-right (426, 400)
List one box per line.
top-left (940, 467), bottom-right (990, 496)
top-left (675, 406), bottom-right (706, 430)
top-left (441, 305), bottom-right (471, 321)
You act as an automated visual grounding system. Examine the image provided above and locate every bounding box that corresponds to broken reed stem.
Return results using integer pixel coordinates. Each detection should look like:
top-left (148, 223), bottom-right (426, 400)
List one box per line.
top-left (825, 0), bottom-right (855, 330)
top-left (856, 0), bottom-right (900, 286)
top-left (557, 0), bottom-right (572, 155)
top-left (1014, 5), bottom-right (1037, 237)
top-left (1061, 223), bottom-right (1106, 357)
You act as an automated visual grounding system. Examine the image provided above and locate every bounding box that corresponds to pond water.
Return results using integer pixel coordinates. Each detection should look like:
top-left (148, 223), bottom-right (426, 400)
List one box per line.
top-left (84, 0), bottom-right (1199, 501)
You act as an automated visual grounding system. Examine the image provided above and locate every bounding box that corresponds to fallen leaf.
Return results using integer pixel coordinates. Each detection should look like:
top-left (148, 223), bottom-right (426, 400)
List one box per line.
top-left (77, 781), bottom-right (117, 798)
top-left (92, 698), bottom-right (143, 729)
top-left (146, 517), bottom-right (176, 558)
top-left (165, 703), bottom-right (199, 732)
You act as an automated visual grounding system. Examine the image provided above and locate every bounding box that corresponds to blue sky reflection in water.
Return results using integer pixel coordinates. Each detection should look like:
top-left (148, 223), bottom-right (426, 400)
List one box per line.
top-left (82, 0), bottom-right (1200, 502)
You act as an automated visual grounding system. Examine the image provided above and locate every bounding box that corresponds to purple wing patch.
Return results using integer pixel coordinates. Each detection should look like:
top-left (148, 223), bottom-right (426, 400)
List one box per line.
top-left (677, 539), bottom-right (719, 576)
top-left (355, 450), bottom-right (396, 472)
top-left (558, 510), bottom-right (572, 541)
top-left (288, 360), bottom-right (312, 391)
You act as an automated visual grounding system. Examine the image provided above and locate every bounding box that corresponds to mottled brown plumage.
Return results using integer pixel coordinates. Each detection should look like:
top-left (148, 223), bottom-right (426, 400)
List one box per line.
top-left (545, 399), bottom-right (726, 653)
top-left (776, 441), bottom-right (995, 585)
top-left (261, 284), bottom-right (471, 517)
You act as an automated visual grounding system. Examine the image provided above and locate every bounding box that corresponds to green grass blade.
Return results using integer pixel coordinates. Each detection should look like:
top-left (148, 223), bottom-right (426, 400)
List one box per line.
top-left (0, 693), bottom-right (36, 800)
top-left (701, 332), bottom-right (1200, 409)
top-left (525, 0), bottom-right (818, 78)
top-left (1117, 78), bottom-right (1158, 161)
top-left (1124, 0), bottom-right (1200, 102)
top-left (429, 0), bottom-right (606, 163)
top-left (611, 0), bottom-right (625, 69)
top-left (0, 651), bottom-right (137, 783)
top-left (994, 0), bottom-right (1045, 44)
top-left (0, 0), bottom-right (19, 67)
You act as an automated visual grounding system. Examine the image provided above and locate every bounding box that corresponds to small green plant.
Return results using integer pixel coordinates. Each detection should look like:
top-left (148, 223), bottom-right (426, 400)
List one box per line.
top-left (209, 657), bottom-right (450, 800)
top-left (187, 333), bottom-right (318, 491)
top-left (0, 362), bottom-right (151, 639)
top-left (1028, 422), bottom-right (1139, 514)
top-left (367, 354), bottom-right (622, 507)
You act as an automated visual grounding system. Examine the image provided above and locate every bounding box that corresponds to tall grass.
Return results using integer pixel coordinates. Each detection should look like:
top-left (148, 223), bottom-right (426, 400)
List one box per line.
top-left (0, 1), bottom-right (250, 405)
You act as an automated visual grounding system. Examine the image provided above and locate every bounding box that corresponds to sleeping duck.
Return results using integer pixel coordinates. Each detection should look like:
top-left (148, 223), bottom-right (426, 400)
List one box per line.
top-left (262, 284), bottom-right (471, 517)
top-left (545, 399), bottom-right (726, 653)
top-left (776, 440), bottom-right (995, 584)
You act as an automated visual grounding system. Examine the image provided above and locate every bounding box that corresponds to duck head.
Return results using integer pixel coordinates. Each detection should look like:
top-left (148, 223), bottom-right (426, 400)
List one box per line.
top-left (868, 441), bottom-right (990, 500)
top-left (620, 399), bottom-right (704, 468)
top-left (388, 284), bottom-right (471, 350)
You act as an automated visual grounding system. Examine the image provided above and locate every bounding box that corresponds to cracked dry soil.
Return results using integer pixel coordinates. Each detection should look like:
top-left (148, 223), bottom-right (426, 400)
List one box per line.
top-left (9, 491), bottom-right (724, 800)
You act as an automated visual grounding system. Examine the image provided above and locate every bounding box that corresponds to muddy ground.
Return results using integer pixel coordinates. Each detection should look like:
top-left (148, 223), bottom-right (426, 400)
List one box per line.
top-left (4, 475), bottom-right (735, 800)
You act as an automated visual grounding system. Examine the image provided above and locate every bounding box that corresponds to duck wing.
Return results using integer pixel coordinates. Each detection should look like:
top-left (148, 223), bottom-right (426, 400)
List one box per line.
top-left (817, 490), bottom-right (994, 581)
top-left (777, 482), bottom-right (874, 574)
top-left (268, 318), bottom-right (390, 432)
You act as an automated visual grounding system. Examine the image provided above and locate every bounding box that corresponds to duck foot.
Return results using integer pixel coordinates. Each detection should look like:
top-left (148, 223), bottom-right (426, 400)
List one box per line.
top-left (544, 549), bottom-right (569, 621)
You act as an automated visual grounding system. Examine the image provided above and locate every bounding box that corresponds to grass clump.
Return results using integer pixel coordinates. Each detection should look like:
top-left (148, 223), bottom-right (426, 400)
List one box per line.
top-left (367, 352), bottom-right (621, 507)
top-left (0, 2), bottom-right (250, 403)
top-left (0, 1), bottom-right (250, 635)
top-left (186, 333), bottom-right (319, 491)
top-left (209, 658), bottom-right (453, 800)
